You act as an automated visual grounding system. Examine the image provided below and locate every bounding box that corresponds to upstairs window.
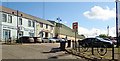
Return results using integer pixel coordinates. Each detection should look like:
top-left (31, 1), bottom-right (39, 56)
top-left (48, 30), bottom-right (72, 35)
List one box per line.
top-left (28, 20), bottom-right (31, 27)
top-left (8, 15), bottom-right (12, 23)
top-left (2, 14), bottom-right (7, 22)
top-left (19, 18), bottom-right (22, 25)
top-left (40, 23), bottom-right (43, 28)
top-left (33, 21), bottom-right (35, 27)
top-left (50, 26), bottom-right (53, 30)
top-left (46, 24), bottom-right (48, 29)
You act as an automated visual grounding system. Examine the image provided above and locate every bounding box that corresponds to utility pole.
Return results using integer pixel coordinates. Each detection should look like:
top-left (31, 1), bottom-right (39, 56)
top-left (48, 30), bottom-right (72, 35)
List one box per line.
top-left (116, 0), bottom-right (120, 60)
top-left (17, 10), bottom-right (19, 40)
top-left (116, 0), bottom-right (119, 47)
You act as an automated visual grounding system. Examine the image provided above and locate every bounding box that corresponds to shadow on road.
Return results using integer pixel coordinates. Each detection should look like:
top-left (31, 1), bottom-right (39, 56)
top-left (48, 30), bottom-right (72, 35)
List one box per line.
top-left (43, 47), bottom-right (70, 59)
top-left (42, 47), bottom-right (62, 53)
top-left (48, 56), bottom-right (58, 59)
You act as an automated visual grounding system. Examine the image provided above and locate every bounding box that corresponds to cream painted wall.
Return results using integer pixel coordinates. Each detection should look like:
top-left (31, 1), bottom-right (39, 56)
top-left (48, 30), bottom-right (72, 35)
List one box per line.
top-left (36, 22), bottom-right (54, 38)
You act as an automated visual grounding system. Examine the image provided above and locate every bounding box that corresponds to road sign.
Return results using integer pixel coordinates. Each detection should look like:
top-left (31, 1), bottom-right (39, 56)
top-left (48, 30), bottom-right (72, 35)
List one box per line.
top-left (72, 22), bottom-right (78, 32)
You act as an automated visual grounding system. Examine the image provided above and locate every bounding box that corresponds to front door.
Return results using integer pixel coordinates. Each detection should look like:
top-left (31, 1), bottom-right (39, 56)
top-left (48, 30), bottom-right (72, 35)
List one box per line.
top-left (3, 29), bottom-right (10, 41)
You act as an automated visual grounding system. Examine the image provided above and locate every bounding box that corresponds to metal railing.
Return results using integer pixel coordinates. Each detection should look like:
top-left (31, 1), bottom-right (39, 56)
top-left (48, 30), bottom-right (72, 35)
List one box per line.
top-left (71, 40), bottom-right (118, 60)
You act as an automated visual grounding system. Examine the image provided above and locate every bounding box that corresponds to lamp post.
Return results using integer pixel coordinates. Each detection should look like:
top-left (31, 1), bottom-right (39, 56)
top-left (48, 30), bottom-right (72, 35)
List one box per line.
top-left (56, 17), bottom-right (62, 38)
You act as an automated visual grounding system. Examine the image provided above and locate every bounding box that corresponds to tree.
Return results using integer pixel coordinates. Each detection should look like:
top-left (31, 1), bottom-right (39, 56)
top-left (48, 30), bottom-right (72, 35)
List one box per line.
top-left (98, 34), bottom-right (108, 39)
top-left (80, 34), bottom-right (85, 38)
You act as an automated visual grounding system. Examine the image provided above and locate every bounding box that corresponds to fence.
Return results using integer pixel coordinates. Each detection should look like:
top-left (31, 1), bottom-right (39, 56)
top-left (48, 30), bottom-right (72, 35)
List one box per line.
top-left (69, 40), bottom-right (119, 60)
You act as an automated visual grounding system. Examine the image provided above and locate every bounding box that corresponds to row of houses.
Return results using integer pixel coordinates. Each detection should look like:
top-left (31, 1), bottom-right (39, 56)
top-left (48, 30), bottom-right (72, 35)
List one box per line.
top-left (0, 6), bottom-right (85, 42)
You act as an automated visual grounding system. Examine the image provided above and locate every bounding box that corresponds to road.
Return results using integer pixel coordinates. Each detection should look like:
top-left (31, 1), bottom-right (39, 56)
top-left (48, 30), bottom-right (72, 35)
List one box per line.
top-left (2, 43), bottom-right (83, 59)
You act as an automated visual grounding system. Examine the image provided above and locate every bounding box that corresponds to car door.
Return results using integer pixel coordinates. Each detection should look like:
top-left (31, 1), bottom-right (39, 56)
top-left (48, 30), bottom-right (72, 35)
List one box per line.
top-left (93, 38), bottom-right (102, 47)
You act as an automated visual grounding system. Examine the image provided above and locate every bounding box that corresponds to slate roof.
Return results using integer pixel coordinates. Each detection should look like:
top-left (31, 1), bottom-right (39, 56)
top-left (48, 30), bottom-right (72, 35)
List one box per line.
top-left (0, 6), bottom-right (53, 26)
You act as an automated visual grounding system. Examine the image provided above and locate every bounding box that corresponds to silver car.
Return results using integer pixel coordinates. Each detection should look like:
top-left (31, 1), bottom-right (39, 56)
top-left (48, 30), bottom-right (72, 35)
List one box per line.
top-left (42, 38), bottom-right (49, 43)
top-left (49, 37), bottom-right (60, 43)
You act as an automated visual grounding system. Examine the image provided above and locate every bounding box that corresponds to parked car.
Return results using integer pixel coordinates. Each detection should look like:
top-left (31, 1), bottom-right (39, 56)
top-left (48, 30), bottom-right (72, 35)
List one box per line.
top-left (49, 38), bottom-right (56, 43)
top-left (18, 36), bottom-right (34, 43)
top-left (49, 37), bottom-right (67, 43)
top-left (104, 38), bottom-right (117, 45)
top-left (59, 38), bottom-right (66, 42)
top-left (79, 37), bottom-right (113, 48)
top-left (49, 37), bottom-right (63, 43)
top-left (42, 38), bottom-right (49, 43)
top-left (33, 37), bottom-right (42, 43)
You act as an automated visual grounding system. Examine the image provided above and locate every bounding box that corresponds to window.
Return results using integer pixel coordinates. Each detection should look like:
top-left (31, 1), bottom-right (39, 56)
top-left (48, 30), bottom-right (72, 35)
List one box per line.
top-left (3, 29), bottom-right (11, 41)
top-left (29, 32), bottom-right (34, 37)
top-left (28, 20), bottom-right (31, 27)
top-left (40, 23), bottom-right (43, 28)
top-left (33, 21), bottom-right (35, 27)
top-left (8, 15), bottom-right (12, 23)
top-left (19, 18), bottom-right (22, 25)
top-left (50, 26), bottom-right (53, 30)
top-left (46, 24), bottom-right (48, 29)
top-left (2, 14), bottom-right (7, 22)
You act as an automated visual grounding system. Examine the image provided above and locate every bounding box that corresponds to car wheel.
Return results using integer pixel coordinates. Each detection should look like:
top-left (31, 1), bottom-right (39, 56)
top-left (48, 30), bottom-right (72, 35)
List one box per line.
top-left (97, 44), bottom-right (107, 56)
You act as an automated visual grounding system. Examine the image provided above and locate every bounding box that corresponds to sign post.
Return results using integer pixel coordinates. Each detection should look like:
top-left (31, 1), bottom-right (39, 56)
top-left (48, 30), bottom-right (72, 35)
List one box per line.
top-left (72, 22), bottom-right (78, 50)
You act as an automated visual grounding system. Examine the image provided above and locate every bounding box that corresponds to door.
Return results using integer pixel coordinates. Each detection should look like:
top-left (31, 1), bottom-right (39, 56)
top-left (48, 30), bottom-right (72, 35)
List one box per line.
top-left (3, 29), bottom-right (10, 41)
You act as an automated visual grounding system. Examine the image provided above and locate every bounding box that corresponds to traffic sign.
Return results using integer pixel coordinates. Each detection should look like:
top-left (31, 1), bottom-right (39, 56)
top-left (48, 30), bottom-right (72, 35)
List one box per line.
top-left (72, 22), bottom-right (78, 32)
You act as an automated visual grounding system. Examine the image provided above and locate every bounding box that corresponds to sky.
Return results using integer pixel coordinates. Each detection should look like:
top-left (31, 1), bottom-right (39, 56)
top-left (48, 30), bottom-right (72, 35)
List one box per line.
top-left (1, 2), bottom-right (117, 37)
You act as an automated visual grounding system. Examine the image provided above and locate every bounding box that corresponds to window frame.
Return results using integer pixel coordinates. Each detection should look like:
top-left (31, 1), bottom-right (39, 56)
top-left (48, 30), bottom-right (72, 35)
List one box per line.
top-left (8, 15), bottom-right (12, 23)
top-left (32, 21), bottom-right (35, 27)
top-left (28, 20), bottom-right (31, 27)
top-left (46, 24), bottom-right (48, 29)
top-left (19, 18), bottom-right (22, 25)
top-left (40, 23), bottom-right (43, 28)
top-left (2, 14), bottom-right (7, 22)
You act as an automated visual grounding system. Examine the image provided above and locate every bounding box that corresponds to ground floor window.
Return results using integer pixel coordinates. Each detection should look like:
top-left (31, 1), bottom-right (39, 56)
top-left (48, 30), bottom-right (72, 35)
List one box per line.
top-left (3, 29), bottom-right (11, 41)
top-left (29, 32), bottom-right (34, 37)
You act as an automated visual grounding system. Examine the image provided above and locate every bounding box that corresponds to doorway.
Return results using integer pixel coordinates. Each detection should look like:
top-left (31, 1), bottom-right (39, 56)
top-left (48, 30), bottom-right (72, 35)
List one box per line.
top-left (3, 29), bottom-right (11, 41)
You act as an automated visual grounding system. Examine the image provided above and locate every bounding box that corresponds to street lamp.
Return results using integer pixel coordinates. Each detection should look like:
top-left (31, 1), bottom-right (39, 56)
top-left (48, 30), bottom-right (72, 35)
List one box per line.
top-left (56, 17), bottom-right (62, 38)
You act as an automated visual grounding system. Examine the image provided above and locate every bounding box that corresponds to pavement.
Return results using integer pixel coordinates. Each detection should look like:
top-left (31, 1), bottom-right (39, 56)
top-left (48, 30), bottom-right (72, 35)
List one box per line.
top-left (2, 43), bottom-right (84, 59)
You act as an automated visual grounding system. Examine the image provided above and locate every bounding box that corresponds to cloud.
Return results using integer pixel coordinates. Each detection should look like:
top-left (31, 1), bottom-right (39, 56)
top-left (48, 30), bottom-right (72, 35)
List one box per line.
top-left (78, 26), bottom-right (116, 37)
top-left (83, 6), bottom-right (115, 20)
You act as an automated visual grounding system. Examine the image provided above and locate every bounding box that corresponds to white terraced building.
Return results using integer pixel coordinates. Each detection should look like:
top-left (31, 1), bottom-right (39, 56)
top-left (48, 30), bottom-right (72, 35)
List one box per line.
top-left (0, 6), bottom-right (54, 41)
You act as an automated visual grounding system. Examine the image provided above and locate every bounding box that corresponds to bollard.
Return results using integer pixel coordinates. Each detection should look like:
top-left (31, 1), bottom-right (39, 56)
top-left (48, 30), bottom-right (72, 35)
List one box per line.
top-left (78, 40), bottom-right (81, 52)
top-left (72, 40), bottom-right (75, 49)
top-left (60, 41), bottom-right (66, 51)
top-left (67, 40), bottom-right (71, 47)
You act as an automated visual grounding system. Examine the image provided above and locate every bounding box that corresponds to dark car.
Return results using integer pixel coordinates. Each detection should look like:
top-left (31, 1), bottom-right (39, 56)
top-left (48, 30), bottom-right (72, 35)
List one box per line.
top-left (79, 37), bottom-right (113, 48)
top-left (18, 36), bottom-right (34, 43)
